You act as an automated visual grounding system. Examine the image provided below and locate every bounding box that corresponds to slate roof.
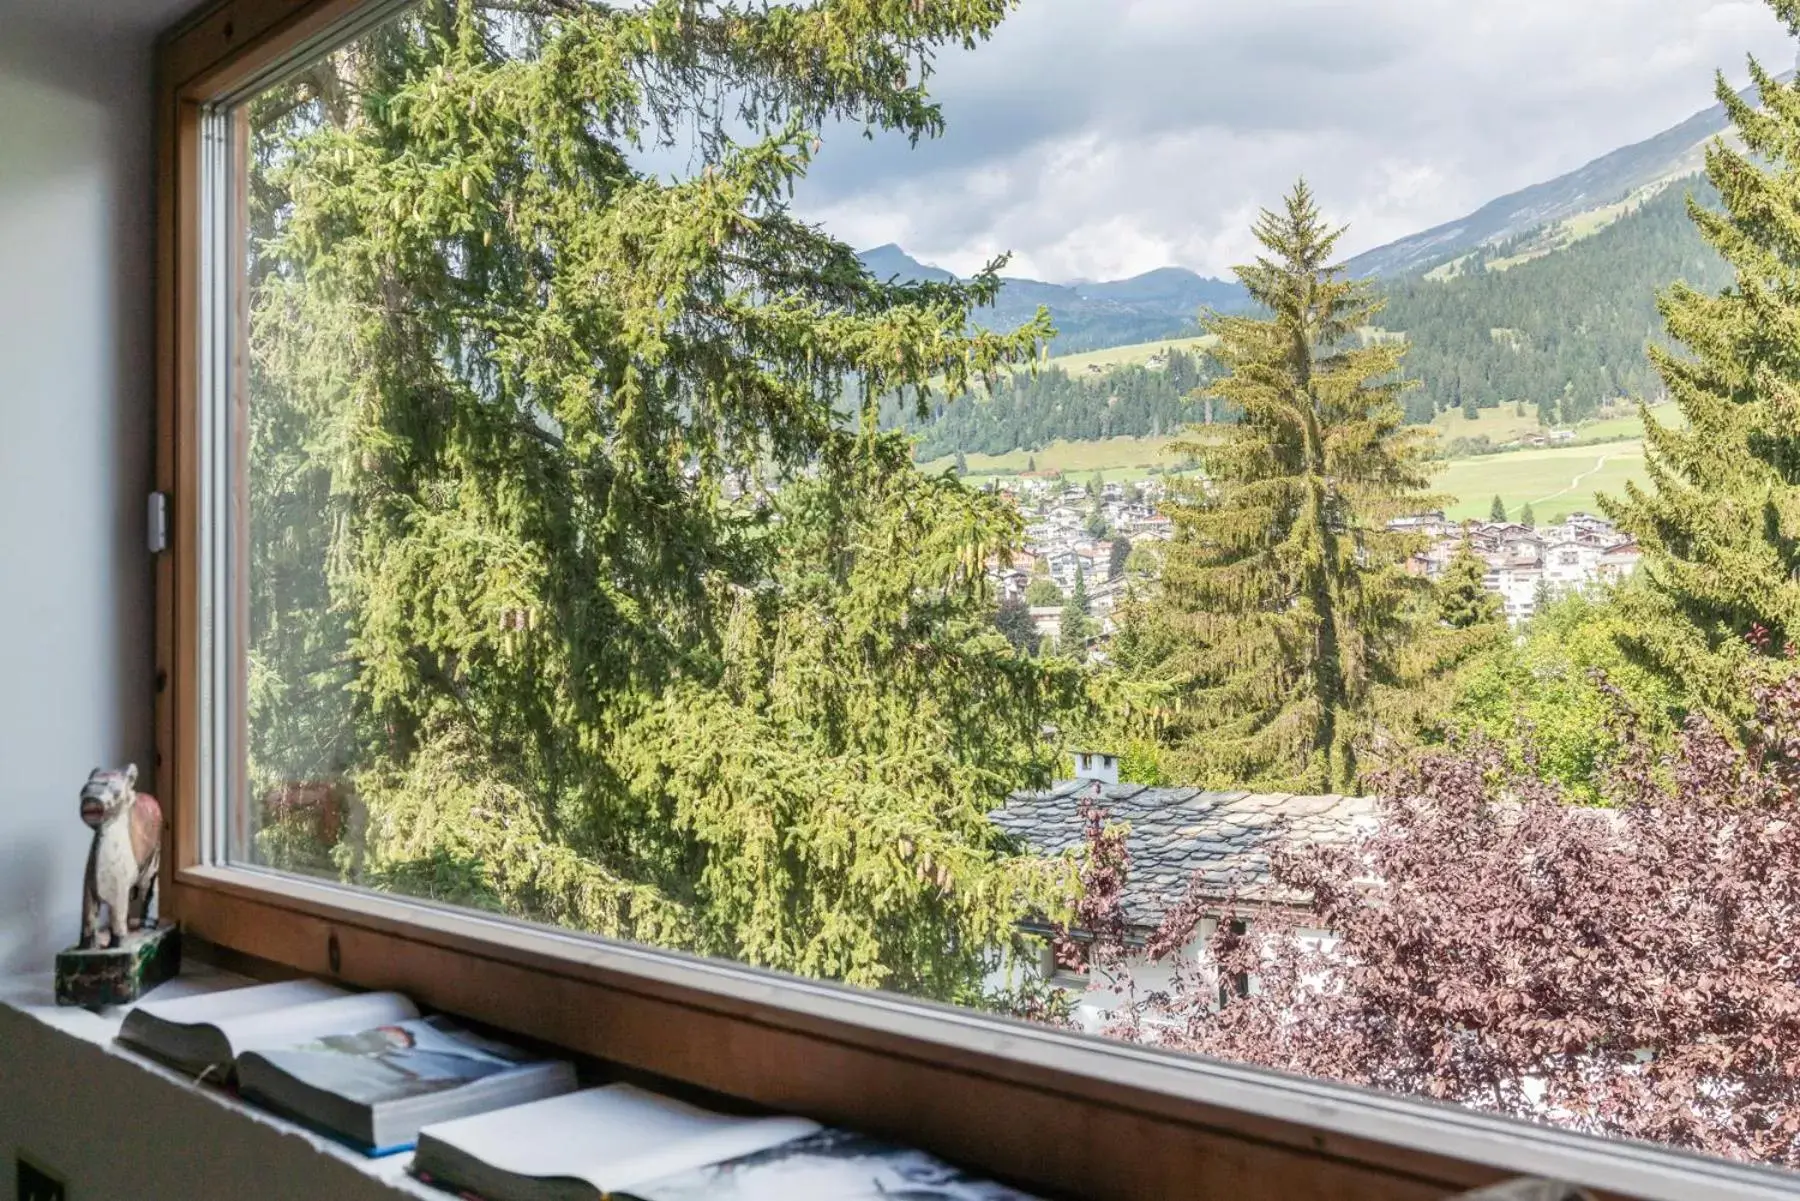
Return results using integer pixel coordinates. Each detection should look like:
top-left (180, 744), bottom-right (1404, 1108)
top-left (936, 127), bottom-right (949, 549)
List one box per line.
top-left (991, 780), bottom-right (1376, 926)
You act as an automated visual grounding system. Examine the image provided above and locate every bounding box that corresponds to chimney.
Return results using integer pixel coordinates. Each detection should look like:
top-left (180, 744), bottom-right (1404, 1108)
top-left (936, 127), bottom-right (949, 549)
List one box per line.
top-left (1072, 749), bottom-right (1119, 787)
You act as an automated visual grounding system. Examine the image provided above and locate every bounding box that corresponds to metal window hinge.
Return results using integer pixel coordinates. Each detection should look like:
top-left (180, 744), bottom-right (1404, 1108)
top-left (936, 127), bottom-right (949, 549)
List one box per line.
top-left (147, 492), bottom-right (170, 554)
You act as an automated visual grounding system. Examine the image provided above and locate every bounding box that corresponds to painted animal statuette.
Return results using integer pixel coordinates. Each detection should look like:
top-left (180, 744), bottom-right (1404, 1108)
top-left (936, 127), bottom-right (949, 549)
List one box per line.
top-left (79, 764), bottom-right (162, 950)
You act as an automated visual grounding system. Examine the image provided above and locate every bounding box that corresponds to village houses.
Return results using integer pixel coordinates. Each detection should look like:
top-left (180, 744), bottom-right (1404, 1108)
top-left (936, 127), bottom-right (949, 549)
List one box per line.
top-left (1399, 511), bottom-right (1641, 622)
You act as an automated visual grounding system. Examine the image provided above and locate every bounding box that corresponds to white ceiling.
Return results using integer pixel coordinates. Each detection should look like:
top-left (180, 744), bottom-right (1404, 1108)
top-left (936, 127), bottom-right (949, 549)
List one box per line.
top-left (0, 0), bottom-right (206, 34)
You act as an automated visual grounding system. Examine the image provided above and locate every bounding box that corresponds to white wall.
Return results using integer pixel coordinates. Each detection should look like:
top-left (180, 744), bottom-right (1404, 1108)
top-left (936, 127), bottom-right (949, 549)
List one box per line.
top-left (0, 3), bottom-right (166, 976)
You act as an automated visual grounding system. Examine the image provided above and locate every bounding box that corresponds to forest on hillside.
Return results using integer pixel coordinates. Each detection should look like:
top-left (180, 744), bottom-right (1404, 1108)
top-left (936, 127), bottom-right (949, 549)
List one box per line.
top-left (1381, 179), bottom-right (1733, 425)
top-left (878, 348), bottom-right (1219, 460)
top-left (888, 178), bottom-right (1733, 456)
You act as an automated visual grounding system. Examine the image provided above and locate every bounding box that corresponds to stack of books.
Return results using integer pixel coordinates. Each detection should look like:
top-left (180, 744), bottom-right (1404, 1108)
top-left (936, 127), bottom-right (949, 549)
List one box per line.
top-left (116, 980), bottom-right (1044, 1200)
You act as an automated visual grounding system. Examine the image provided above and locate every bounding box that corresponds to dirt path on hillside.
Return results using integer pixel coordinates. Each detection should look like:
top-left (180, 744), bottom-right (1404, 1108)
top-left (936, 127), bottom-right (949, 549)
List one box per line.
top-left (1532, 451), bottom-right (1617, 507)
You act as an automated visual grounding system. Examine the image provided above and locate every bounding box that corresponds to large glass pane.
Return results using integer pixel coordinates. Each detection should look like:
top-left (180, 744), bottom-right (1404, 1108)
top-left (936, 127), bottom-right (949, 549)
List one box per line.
top-left (236, 0), bottom-right (1800, 1170)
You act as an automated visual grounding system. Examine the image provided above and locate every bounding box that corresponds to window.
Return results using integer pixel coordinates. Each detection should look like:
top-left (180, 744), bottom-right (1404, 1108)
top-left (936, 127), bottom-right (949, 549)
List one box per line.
top-left (159, 0), bottom-right (1800, 1194)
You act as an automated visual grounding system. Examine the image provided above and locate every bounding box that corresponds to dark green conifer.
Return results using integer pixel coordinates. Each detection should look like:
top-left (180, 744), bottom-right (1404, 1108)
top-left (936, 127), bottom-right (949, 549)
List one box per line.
top-left (1060, 562), bottom-right (1091, 653)
top-left (1607, 22), bottom-right (1800, 714)
top-left (1440, 547), bottom-right (1502, 629)
top-left (245, 0), bottom-right (1077, 994)
top-left (1127, 182), bottom-right (1446, 792)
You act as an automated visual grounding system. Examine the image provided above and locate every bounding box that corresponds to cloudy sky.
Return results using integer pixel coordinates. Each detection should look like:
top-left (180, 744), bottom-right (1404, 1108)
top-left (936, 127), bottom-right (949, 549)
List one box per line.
top-left (788, 0), bottom-right (1797, 283)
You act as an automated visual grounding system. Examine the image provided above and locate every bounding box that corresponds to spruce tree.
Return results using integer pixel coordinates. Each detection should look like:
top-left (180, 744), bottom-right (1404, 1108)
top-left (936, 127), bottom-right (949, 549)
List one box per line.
top-left (1127, 181), bottom-right (1443, 792)
top-left (1060, 562), bottom-right (1091, 652)
top-left (1440, 547), bottom-right (1502, 629)
top-left (1490, 495), bottom-right (1508, 522)
top-left (995, 595), bottom-right (1039, 656)
top-left (1108, 535), bottom-right (1132, 580)
top-left (244, 0), bottom-right (1078, 995)
top-left (1606, 19), bottom-right (1800, 714)
top-left (1520, 502), bottom-right (1536, 528)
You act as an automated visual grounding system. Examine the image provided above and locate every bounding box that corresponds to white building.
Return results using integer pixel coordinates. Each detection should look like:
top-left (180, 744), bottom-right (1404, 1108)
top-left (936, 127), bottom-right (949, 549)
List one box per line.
top-left (989, 761), bottom-right (1372, 1032)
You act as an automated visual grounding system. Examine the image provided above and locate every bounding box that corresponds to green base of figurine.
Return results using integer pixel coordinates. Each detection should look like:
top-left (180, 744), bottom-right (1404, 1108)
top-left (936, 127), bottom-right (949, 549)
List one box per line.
top-left (55, 922), bottom-right (181, 1009)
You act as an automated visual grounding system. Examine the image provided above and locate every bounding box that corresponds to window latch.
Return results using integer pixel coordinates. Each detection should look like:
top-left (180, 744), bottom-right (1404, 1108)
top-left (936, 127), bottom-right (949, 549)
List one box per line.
top-left (148, 491), bottom-right (170, 554)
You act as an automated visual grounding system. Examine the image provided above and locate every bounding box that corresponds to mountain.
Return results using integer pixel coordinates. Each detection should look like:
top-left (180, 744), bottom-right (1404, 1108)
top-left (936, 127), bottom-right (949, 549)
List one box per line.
top-left (1344, 74), bottom-right (1784, 279)
top-left (874, 71), bottom-right (1785, 459)
top-left (858, 242), bottom-right (954, 284)
top-left (1081, 266), bottom-right (1251, 311)
top-left (1376, 176), bottom-right (1729, 427)
top-left (856, 245), bottom-right (1251, 355)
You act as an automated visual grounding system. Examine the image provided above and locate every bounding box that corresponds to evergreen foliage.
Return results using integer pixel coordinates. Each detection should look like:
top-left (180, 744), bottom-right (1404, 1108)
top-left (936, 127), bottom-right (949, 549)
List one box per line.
top-left (881, 350), bottom-right (1218, 460)
top-left (1024, 577), bottom-right (1063, 608)
top-left (1059, 563), bottom-right (1091, 652)
top-left (1438, 546), bottom-right (1502, 630)
top-left (1489, 495), bottom-right (1507, 521)
top-left (1380, 179), bottom-right (1732, 426)
top-left (994, 595), bottom-right (1039, 655)
top-left (1107, 536), bottom-right (1132, 580)
top-left (243, 0), bottom-right (1083, 997)
top-left (1606, 39), bottom-right (1800, 716)
top-left (1120, 183), bottom-right (1454, 792)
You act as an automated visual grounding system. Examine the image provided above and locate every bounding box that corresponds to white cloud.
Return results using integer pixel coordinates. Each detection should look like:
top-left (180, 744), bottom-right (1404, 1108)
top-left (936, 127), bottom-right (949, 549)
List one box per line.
top-left (790, 0), bottom-right (1798, 280)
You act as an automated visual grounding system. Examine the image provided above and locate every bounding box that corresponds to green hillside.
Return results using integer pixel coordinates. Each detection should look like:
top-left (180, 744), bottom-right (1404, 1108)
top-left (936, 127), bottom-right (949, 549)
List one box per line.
top-left (1048, 334), bottom-right (1218, 373)
top-left (890, 176), bottom-right (1725, 459)
top-left (1378, 176), bottom-right (1729, 427)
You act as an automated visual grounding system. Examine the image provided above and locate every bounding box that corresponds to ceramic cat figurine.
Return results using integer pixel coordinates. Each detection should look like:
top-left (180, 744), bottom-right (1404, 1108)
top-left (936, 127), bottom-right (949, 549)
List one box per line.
top-left (79, 764), bottom-right (162, 950)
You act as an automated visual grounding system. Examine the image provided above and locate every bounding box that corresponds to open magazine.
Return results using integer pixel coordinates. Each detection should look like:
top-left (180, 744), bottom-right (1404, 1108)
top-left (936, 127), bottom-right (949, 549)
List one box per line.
top-left (412, 1084), bottom-right (1042, 1201)
top-left (239, 1015), bottom-right (577, 1154)
top-left (117, 979), bottom-right (418, 1080)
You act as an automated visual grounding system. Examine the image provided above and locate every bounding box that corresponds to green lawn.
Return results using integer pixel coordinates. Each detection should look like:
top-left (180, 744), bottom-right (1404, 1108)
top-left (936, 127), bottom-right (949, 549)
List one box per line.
top-left (1436, 442), bottom-right (1650, 522)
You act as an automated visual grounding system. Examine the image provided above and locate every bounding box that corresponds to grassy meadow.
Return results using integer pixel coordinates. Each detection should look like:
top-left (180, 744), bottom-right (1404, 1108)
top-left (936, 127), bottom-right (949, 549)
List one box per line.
top-left (920, 401), bottom-right (1685, 521)
top-left (1435, 444), bottom-right (1649, 522)
top-left (1045, 335), bottom-right (1218, 374)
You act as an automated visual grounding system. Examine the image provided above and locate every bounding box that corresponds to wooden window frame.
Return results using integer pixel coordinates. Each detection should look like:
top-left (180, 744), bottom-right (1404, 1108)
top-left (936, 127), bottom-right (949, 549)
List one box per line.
top-left (150, 6), bottom-right (1800, 1199)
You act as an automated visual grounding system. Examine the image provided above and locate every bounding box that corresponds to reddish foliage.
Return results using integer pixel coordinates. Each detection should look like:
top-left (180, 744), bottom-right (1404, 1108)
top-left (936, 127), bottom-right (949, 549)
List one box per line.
top-left (1060, 675), bottom-right (1800, 1166)
top-left (1051, 798), bottom-right (1131, 975)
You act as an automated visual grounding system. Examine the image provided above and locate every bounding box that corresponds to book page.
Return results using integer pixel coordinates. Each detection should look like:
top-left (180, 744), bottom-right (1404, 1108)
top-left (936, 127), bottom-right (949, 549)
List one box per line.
top-left (419, 1084), bottom-right (817, 1189)
top-left (214, 991), bottom-right (420, 1057)
top-left (602, 1117), bottom-right (824, 1191)
top-left (132, 978), bottom-right (348, 1026)
top-left (248, 1015), bottom-right (542, 1106)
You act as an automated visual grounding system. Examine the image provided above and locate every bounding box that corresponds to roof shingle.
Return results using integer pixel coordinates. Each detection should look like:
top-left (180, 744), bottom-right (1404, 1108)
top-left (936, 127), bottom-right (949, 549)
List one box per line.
top-left (991, 780), bottom-right (1375, 925)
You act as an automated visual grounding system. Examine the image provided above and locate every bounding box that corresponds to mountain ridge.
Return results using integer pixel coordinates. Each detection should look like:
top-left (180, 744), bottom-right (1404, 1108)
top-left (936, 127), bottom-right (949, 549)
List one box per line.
top-left (1342, 71), bottom-right (1788, 279)
top-left (861, 69), bottom-right (1786, 333)
top-left (855, 245), bottom-right (1252, 355)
